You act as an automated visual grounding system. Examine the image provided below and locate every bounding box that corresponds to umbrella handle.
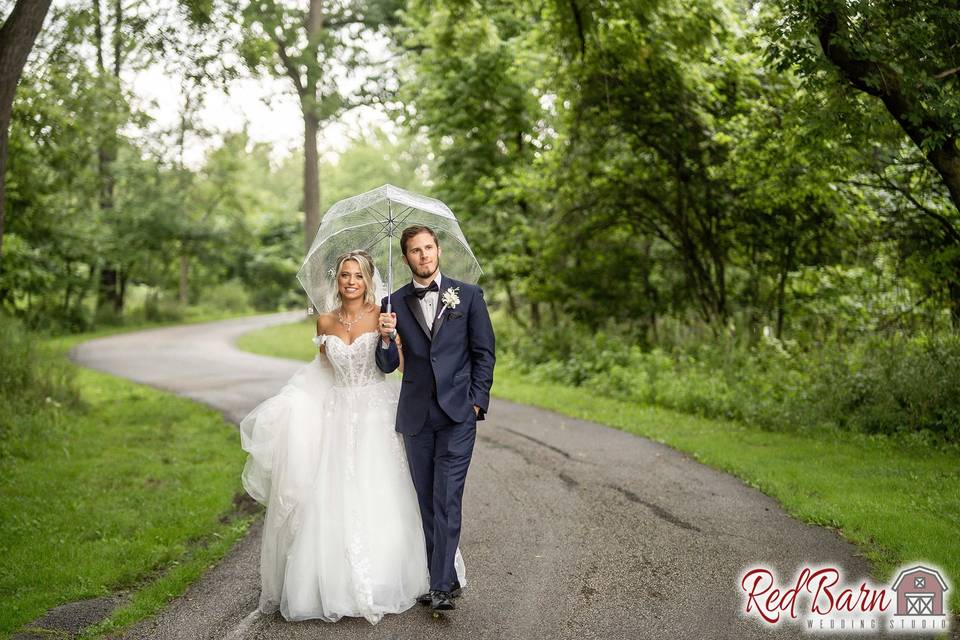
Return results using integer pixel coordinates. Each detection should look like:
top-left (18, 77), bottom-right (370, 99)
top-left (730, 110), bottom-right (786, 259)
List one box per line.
top-left (380, 295), bottom-right (392, 350)
top-left (381, 227), bottom-right (394, 350)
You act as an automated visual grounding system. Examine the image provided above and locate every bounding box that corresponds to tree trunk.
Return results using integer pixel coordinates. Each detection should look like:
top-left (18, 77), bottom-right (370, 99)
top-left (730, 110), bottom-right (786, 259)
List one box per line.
top-left (117, 269), bottom-right (127, 313)
top-left (0, 0), bottom-right (54, 263)
top-left (300, 0), bottom-right (324, 252)
top-left (949, 273), bottom-right (960, 331)
top-left (94, 0), bottom-right (123, 314)
top-left (112, 0), bottom-right (122, 77)
top-left (303, 110), bottom-right (320, 252)
top-left (775, 242), bottom-right (795, 340)
top-left (179, 252), bottom-right (189, 305)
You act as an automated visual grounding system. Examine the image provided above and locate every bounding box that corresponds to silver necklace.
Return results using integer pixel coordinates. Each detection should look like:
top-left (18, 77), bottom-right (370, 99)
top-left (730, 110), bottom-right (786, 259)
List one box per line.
top-left (337, 307), bottom-right (366, 334)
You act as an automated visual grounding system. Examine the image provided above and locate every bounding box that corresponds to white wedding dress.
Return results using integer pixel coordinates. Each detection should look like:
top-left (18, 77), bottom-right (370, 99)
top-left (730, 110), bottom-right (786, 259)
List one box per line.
top-left (239, 330), bottom-right (465, 624)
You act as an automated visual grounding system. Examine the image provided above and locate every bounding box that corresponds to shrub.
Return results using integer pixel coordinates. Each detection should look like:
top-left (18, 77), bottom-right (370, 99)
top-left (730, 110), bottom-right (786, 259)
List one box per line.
top-left (0, 315), bottom-right (78, 459)
top-left (497, 314), bottom-right (960, 444)
top-left (196, 279), bottom-right (252, 314)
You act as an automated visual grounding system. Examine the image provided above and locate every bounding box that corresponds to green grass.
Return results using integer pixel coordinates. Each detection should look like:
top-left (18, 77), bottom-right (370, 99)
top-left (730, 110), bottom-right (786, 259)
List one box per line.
top-left (0, 317), bottom-right (260, 639)
top-left (238, 319), bottom-right (960, 613)
top-left (235, 317), bottom-right (316, 361)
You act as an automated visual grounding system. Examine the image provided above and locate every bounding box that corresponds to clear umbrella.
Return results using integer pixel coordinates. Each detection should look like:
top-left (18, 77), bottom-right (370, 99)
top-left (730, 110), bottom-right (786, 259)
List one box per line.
top-left (297, 183), bottom-right (482, 315)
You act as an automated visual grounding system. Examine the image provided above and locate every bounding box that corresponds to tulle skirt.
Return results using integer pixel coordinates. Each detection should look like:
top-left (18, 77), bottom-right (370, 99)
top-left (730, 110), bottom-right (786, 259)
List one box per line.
top-left (240, 356), bottom-right (462, 624)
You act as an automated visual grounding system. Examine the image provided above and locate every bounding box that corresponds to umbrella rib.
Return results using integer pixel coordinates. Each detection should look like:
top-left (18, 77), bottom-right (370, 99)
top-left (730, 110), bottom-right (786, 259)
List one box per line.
top-left (367, 204), bottom-right (396, 236)
top-left (392, 207), bottom-right (417, 230)
top-left (368, 205), bottom-right (416, 242)
top-left (363, 229), bottom-right (392, 252)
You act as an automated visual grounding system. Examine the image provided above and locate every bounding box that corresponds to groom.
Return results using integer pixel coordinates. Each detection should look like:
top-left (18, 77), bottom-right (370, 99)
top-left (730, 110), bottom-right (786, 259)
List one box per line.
top-left (375, 224), bottom-right (495, 611)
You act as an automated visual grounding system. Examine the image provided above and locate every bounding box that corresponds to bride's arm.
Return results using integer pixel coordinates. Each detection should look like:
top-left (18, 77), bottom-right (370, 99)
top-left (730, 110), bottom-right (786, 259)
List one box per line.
top-left (315, 313), bottom-right (335, 359)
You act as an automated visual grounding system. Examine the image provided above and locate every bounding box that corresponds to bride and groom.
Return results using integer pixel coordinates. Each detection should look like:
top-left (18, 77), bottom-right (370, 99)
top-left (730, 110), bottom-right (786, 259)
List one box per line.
top-left (239, 225), bottom-right (496, 624)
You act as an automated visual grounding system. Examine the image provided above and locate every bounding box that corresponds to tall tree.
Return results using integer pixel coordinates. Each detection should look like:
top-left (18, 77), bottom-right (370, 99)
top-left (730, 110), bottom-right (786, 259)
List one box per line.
top-left (237, 0), bottom-right (402, 251)
top-left (0, 0), bottom-right (53, 268)
top-left (392, 0), bottom-right (548, 326)
top-left (91, 0), bottom-right (125, 312)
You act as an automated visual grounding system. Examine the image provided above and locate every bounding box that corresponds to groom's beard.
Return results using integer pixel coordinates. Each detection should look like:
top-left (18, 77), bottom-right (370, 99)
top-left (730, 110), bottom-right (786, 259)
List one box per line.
top-left (411, 259), bottom-right (439, 280)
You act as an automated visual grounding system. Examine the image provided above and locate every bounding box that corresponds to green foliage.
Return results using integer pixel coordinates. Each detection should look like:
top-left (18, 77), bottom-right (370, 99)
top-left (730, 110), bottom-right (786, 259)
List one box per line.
top-left (499, 313), bottom-right (960, 444)
top-left (393, 0), bottom-right (549, 302)
top-left (197, 279), bottom-right (252, 313)
top-left (0, 330), bottom-right (251, 637)
top-left (767, 0), bottom-right (960, 153)
top-left (764, 0), bottom-right (960, 320)
top-left (0, 315), bottom-right (78, 459)
top-left (812, 336), bottom-right (960, 440)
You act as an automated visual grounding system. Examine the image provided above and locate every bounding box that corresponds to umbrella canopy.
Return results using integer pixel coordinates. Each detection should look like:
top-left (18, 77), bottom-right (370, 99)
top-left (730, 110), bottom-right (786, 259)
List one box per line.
top-left (297, 184), bottom-right (482, 313)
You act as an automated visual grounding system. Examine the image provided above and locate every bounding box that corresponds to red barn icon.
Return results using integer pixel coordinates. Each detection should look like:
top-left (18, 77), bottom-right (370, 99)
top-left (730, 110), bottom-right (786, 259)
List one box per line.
top-left (891, 566), bottom-right (949, 616)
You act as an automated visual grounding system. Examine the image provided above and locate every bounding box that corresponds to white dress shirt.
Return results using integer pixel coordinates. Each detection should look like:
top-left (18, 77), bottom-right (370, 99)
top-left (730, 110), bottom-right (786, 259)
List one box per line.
top-left (414, 272), bottom-right (441, 331)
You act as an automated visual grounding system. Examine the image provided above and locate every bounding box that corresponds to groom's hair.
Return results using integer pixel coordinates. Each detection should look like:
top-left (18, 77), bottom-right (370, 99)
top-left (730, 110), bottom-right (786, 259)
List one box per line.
top-left (400, 225), bottom-right (439, 256)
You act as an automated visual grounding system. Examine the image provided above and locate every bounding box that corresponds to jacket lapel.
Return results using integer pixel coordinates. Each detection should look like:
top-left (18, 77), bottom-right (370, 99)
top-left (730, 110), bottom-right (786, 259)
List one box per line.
top-left (405, 291), bottom-right (432, 341)
top-left (431, 278), bottom-right (459, 339)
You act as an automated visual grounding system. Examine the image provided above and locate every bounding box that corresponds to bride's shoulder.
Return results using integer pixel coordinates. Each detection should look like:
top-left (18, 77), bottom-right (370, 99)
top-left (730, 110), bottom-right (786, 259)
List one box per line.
top-left (315, 312), bottom-right (336, 335)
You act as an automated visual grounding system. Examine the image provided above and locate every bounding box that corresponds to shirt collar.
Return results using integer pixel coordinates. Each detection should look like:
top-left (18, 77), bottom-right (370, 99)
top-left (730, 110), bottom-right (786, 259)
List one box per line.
top-left (413, 272), bottom-right (442, 290)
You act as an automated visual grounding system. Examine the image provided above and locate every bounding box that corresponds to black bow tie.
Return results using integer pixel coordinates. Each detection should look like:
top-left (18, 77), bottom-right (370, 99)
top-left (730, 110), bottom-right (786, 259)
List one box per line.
top-left (413, 281), bottom-right (439, 299)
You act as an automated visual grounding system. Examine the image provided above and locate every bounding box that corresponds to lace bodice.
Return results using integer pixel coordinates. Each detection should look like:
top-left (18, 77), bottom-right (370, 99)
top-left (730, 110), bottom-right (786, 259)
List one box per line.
top-left (314, 331), bottom-right (386, 388)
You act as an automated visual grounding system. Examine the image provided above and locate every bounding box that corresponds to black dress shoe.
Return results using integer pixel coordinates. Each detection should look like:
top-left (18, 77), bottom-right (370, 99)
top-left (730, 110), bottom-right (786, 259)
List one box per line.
top-left (431, 590), bottom-right (455, 610)
top-left (422, 580), bottom-right (461, 603)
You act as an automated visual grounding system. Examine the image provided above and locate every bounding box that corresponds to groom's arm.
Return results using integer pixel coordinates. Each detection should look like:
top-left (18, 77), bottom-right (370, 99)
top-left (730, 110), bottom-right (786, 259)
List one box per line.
top-left (375, 297), bottom-right (400, 374)
top-left (467, 286), bottom-right (495, 420)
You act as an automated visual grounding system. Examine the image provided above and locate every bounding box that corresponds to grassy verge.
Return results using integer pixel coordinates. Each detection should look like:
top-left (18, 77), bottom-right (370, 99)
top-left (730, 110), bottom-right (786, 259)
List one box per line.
top-left (0, 316), bottom-right (260, 638)
top-left (235, 317), bottom-right (316, 361)
top-left (237, 320), bottom-right (960, 613)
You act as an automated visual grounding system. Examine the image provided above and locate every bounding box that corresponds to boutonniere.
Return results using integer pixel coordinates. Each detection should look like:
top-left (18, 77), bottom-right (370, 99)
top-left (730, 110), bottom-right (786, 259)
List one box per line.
top-left (441, 286), bottom-right (461, 310)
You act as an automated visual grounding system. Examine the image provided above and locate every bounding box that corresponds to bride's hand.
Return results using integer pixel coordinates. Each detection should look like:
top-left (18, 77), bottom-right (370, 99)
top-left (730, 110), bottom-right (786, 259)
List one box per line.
top-left (378, 312), bottom-right (396, 340)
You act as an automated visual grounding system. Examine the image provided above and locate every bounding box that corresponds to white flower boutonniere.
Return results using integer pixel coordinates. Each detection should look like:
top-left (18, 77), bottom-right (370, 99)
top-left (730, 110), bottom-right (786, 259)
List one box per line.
top-left (441, 286), bottom-right (461, 310)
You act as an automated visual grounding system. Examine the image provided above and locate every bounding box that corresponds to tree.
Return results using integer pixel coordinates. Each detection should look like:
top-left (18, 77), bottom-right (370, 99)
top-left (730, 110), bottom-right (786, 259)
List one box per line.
top-left (87, 0), bottom-right (229, 313)
top-left (0, 0), bottom-right (53, 268)
top-left (237, 0), bottom-right (403, 251)
top-left (392, 0), bottom-right (549, 326)
top-left (768, 0), bottom-right (960, 324)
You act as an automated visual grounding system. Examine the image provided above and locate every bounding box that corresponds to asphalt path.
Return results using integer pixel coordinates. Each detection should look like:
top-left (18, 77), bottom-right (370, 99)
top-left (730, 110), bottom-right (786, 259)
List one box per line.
top-left (70, 313), bottom-right (877, 640)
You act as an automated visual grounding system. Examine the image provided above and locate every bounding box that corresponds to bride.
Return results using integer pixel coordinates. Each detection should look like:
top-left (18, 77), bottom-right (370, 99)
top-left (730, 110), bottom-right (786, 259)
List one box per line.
top-left (239, 249), bottom-right (463, 624)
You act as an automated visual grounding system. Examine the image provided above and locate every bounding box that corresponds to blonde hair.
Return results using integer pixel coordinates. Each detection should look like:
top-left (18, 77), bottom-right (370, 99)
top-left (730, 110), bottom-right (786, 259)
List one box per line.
top-left (334, 250), bottom-right (377, 308)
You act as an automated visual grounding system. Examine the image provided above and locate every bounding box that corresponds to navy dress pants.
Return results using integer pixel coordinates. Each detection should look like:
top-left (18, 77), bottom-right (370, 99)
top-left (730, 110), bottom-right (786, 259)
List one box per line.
top-left (403, 398), bottom-right (476, 593)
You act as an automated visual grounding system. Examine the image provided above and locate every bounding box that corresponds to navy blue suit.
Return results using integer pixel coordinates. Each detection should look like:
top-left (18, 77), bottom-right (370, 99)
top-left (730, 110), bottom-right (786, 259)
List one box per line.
top-left (375, 276), bottom-right (495, 592)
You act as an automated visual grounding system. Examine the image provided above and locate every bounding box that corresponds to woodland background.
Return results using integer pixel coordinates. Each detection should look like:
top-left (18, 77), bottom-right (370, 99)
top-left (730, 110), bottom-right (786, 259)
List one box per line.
top-left (2, 0), bottom-right (960, 447)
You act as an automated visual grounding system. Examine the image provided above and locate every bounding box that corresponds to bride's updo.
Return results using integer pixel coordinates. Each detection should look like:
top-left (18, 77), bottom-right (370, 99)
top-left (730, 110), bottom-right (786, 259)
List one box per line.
top-left (334, 250), bottom-right (378, 308)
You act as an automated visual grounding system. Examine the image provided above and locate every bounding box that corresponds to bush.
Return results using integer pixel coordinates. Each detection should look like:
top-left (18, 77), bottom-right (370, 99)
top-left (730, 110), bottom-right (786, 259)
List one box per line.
top-left (808, 336), bottom-right (960, 441)
top-left (497, 314), bottom-right (960, 444)
top-left (196, 279), bottom-right (252, 314)
top-left (142, 291), bottom-right (186, 323)
top-left (0, 315), bottom-right (79, 459)
top-left (245, 254), bottom-right (300, 311)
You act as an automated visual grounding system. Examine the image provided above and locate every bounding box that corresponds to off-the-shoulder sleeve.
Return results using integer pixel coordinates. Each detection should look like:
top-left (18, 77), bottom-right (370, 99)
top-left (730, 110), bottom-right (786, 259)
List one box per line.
top-left (312, 334), bottom-right (327, 347)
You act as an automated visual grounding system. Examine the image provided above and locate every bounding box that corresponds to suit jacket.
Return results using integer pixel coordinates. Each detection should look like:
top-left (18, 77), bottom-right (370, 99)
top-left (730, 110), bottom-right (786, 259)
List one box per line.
top-left (375, 276), bottom-right (495, 435)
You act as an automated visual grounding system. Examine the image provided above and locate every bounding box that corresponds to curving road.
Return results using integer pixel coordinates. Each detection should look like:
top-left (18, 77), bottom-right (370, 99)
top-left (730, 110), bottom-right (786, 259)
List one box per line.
top-left (71, 313), bottom-right (874, 640)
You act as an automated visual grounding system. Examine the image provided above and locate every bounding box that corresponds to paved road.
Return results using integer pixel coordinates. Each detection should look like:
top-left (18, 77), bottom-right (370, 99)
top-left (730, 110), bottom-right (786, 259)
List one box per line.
top-left (71, 313), bottom-right (877, 640)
